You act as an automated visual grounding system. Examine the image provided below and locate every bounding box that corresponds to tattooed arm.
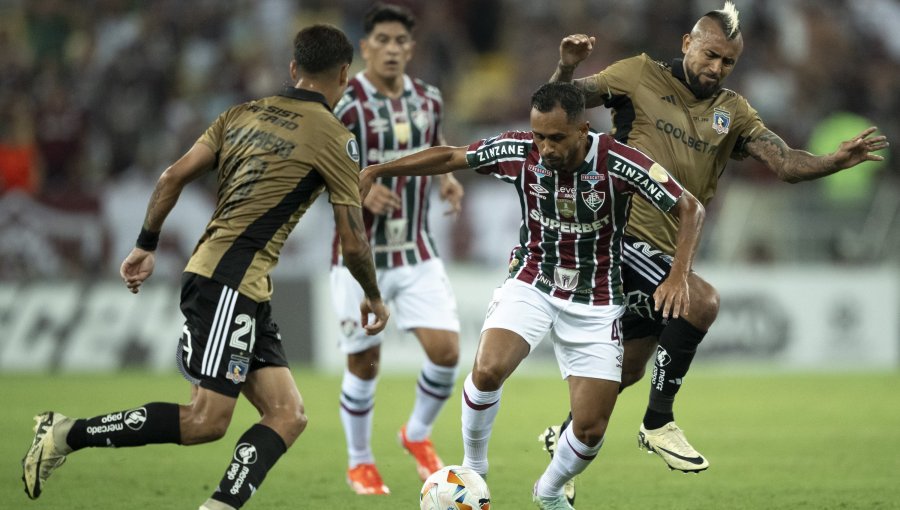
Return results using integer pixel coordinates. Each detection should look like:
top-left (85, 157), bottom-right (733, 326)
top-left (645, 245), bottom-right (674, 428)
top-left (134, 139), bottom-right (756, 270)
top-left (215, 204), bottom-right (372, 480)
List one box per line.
top-left (745, 127), bottom-right (888, 183)
top-left (550, 34), bottom-right (607, 109)
top-left (120, 143), bottom-right (215, 293)
top-left (334, 204), bottom-right (389, 335)
top-left (334, 204), bottom-right (379, 300)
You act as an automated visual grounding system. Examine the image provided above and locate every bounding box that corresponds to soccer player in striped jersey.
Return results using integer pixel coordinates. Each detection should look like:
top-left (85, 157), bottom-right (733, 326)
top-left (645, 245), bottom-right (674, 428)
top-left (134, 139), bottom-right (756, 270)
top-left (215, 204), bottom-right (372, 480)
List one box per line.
top-left (541, 0), bottom-right (888, 489)
top-left (359, 81), bottom-right (706, 510)
top-left (21, 25), bottom-right (389, 510)
top-left (327, 4), bottom-right (464, 495)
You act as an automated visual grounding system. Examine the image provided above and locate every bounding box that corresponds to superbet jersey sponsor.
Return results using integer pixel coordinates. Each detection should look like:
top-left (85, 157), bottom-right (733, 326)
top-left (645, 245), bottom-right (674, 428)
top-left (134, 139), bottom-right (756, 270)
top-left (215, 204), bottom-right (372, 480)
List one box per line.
top-left (465, 131), bottom-right (684, 306)
top-left (331, 72), bottom-right (444, 269)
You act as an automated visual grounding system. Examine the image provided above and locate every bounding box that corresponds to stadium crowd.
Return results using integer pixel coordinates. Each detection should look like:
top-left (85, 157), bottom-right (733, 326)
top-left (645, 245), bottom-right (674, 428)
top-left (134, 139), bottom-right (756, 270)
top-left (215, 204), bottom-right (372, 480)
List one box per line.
top-left (0, 0), bottom-right (897, 280)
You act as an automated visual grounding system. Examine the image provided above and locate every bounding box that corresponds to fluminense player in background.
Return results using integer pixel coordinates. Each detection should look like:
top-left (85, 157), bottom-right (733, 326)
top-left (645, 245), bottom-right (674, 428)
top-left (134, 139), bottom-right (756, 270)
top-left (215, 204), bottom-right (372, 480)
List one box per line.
top-left (359, 81), bottom-right (706, 510)
top-left (325, 3), bottom-right (464, 496)
top-left (540, 1), bottom-right (888, 501)
top-left (21, 24), bottom-right (389, 510)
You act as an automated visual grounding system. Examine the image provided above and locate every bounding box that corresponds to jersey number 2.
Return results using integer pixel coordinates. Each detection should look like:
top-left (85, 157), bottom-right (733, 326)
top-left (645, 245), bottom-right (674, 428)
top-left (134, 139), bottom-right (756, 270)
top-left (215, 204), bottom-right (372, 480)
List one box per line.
top-left (229, 314), bottom-right (257, 353)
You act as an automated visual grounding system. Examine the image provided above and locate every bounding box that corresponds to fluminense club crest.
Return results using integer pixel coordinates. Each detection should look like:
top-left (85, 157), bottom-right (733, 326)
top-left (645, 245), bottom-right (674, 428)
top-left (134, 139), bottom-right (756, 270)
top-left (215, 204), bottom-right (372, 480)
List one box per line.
top-left (581, 189), bottom-right (605, 212)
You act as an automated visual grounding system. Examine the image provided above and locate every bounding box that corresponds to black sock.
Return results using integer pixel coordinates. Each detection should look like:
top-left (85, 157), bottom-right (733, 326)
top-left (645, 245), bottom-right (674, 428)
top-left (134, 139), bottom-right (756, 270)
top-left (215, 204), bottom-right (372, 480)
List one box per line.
top-left (211, 424), bottom-right (287, 509)
top-left (644, 318), bottom-right (706, 429)
top-left (66, 402), bottom-right (181, 450)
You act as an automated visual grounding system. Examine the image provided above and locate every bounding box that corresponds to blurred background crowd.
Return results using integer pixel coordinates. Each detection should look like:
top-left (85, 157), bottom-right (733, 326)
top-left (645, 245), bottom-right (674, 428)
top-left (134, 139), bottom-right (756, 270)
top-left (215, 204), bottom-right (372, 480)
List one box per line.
top-left (1, 0), bottom-right (898, 283)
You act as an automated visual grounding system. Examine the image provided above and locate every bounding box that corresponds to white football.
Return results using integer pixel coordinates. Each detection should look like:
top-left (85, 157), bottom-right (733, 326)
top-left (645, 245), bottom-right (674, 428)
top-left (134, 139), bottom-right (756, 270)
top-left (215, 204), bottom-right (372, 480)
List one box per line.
top-left (420, 465), bottom-right (491, 510)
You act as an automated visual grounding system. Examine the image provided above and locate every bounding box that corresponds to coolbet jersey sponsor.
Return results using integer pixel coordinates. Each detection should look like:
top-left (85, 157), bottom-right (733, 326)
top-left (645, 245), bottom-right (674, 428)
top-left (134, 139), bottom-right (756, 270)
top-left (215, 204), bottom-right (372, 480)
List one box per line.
top-left (331, 72), bottom-right (444, 268)
top-left (185, 87), bottom-right (362, 302)
top-left (466, 131), bottom-right (685, 306)
top-left (591, 54), bottom-right (766, 253)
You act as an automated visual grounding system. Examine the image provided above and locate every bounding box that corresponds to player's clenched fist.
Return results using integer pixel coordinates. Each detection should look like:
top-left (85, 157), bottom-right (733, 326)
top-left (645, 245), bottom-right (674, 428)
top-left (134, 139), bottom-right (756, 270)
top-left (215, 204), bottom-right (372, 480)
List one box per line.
top-left (560, 34), bottom-right (596, 67)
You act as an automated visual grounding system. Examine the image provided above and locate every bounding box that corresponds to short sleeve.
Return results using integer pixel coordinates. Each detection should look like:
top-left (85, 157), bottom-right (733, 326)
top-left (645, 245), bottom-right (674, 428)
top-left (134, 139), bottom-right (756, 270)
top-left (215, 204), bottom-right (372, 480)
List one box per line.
top-left (465, 131), bottom-right (533, 181)
top-left (593, 55), bottom-right (646, 107)
top-left (730, 97), bottom-right (767, 160)
top-left (608, 139), bottom-right (685, 213)
top-left (316, 132), bottom-right (363, 207)
top-left (196, 105), bottom-right (240, 154)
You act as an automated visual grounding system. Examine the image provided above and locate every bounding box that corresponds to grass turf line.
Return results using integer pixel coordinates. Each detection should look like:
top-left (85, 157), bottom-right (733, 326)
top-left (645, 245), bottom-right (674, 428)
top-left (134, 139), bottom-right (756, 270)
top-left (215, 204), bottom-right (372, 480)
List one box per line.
top-left (3, 370), bottom-right (899, 509)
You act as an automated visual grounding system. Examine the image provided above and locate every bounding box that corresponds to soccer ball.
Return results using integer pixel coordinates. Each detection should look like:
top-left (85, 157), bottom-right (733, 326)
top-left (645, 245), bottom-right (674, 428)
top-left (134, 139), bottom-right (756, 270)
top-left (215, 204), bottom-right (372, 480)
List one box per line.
top-left (420, 465), bottom-right (491, 510)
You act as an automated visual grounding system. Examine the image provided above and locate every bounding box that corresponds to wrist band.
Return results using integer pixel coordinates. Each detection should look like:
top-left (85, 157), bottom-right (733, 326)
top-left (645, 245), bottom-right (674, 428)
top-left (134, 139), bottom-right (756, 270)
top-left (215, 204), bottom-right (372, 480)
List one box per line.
top-left (136, 228), bottom-right (160, 251)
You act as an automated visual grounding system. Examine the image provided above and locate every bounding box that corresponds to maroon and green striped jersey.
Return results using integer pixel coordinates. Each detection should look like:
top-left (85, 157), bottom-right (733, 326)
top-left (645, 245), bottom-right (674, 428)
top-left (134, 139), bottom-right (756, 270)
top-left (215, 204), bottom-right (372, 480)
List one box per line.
top-left (466, 131), bottom-right (685, 305)
top-left (330, 72), bottom-right (444, 268)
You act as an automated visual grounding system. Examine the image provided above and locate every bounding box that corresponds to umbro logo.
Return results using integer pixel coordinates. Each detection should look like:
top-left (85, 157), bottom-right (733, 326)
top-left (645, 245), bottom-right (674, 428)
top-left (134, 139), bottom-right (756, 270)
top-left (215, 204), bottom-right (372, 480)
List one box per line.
top-left (660, 95), bottom-right (677, 105)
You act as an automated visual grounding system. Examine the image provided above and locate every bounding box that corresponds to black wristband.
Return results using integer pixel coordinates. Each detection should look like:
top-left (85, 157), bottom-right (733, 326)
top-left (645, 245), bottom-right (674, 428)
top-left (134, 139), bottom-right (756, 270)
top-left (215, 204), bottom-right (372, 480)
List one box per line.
top-left (136, 228), bottom-right (160, 251)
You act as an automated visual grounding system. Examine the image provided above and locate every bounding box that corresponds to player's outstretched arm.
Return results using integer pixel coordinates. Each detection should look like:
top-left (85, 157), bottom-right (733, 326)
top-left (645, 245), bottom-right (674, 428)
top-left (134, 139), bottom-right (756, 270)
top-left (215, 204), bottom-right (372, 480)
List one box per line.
top-left (745, 127), bottom-right (889, 183)
top-left (120, 143), bottom-right (215, 294)
top-left (359, 145), bottom-right (468, 202)
top-left (653, 191), bottom-right (705, 320)
top-left (333, 203), bottom-right (388, 335)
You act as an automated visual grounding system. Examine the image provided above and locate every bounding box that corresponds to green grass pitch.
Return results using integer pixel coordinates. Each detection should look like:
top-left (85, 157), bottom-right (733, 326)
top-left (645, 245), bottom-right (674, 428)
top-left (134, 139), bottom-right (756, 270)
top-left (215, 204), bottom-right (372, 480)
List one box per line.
top-left (3, 369), bottom-right (899, 509)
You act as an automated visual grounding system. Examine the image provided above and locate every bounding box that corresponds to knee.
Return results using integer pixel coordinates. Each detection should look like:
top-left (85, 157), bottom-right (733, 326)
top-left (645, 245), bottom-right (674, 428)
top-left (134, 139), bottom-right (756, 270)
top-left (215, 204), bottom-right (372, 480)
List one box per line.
top-left (619, 365), bottom-right (646, 390)
top-left (429, 341), bottom-right (459, 367)
top-left (348, 347), bottom-right (381, 380)
top-left (688, 278), bottom-right (720, 329)
top-left (263, 400), bottom-right (308, 446)
top-left (282, 403), bottom-right (308, 440)
top-left (181, 407), bottom-right (232, 445)
top-left (419, 330), bottom-right (460, 367)
top-left (570, 419), bottom-right (608, 447)
top-left (470, 363), bottom-right (505, 392)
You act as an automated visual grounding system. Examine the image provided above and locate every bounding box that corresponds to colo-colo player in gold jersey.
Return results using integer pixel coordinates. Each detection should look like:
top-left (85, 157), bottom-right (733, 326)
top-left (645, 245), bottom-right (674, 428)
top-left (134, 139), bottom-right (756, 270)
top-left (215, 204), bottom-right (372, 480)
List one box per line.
top-left (540, 1), bottom-right (889, 503)
top-left (22, 24), bottom-right (389, 510)
top-left (541, 1), bottom-right (888, 502)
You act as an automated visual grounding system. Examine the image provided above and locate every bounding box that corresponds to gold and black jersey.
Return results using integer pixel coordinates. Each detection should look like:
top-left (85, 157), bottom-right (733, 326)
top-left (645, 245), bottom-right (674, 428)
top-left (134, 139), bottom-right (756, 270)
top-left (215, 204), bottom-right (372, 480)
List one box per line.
top-left (184, 87), bottom-right (361, 302)
top-left (592, 54), bottom-right (766, 254)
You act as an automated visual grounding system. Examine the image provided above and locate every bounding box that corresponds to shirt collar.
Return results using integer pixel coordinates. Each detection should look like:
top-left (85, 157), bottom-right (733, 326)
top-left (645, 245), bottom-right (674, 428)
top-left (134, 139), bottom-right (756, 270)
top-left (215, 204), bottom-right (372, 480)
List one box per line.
top-left (671, 58), bottom-right (688, 83)
top-left (278, 86), bottom-right (331, 110)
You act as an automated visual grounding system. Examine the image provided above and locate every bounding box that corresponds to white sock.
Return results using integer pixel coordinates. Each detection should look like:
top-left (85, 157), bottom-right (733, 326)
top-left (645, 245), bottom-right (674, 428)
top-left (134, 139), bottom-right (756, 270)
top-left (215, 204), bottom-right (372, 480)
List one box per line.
top-left (537, 426), bottom-right (603, 498)
top-left (339, 369), bottom-right (377, 467)
top-left (460, 373), bottom-right (502, 476)
top-left (406, 358), bottom-right (458, 441)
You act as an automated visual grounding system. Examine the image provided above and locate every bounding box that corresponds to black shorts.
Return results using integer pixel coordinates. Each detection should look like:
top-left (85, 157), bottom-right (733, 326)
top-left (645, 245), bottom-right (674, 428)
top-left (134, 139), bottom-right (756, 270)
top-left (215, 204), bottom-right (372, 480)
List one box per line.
top-left (176, 272), bottom-right (289, 398)
top-left (621, 235), bottom-right (675, 341)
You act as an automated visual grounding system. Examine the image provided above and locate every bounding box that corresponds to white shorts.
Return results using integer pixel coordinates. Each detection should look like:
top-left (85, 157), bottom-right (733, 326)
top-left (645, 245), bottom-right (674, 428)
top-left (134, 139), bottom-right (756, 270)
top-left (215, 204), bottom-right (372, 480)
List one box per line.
top-left (481, 279), bottom-right (624, 381)
top-left (330, 258), bottom-right (460, 354)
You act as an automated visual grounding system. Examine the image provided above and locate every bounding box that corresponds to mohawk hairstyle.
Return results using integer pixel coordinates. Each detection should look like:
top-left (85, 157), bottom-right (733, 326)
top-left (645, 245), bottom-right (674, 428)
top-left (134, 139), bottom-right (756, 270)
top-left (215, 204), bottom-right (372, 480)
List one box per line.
top-left (705, 1), bottom-right (741, 39)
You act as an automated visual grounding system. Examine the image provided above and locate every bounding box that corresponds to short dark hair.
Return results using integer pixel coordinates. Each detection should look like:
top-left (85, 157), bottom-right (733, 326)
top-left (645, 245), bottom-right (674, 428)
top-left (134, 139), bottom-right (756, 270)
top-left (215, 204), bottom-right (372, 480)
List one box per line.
top-left (531, 82), bottom-right (585, 122)
top-left (363, 3), bottom-right (416, 35)
top-left (292, 24), bottom-right (354, 75)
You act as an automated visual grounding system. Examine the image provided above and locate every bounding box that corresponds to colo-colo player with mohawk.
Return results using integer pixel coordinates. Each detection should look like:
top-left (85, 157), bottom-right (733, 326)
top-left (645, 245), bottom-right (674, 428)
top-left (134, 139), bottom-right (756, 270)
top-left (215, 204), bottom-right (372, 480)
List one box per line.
top-left (541, 1), bottom-right (888, 503)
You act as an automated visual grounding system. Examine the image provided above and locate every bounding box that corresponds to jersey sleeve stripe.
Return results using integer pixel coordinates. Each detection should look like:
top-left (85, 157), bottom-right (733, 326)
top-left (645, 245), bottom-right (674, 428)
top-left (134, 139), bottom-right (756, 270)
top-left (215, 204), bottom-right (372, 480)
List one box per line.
top-left (608, 149), bottom-right (682, 203)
